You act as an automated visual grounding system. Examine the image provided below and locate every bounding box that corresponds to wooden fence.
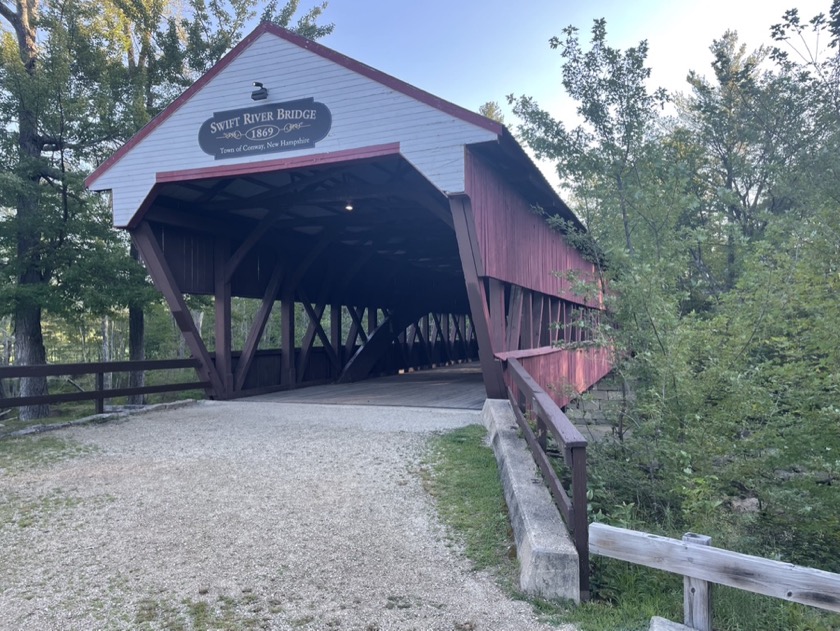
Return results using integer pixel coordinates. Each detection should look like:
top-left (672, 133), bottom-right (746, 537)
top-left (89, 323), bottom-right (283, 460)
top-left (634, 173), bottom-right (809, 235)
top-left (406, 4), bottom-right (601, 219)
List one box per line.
top-left (590, 523), bottom-right (840, 630)
top-left (0, 359), bottom-right (208, 415)
top-left (503, 357), bottom-right (590, 600)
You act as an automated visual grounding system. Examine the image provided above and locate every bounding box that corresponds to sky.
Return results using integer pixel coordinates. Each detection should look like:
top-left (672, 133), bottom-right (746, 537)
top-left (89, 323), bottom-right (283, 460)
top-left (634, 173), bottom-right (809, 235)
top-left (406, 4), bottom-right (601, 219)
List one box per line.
top-left (318, 0), bottom-right (829, 133)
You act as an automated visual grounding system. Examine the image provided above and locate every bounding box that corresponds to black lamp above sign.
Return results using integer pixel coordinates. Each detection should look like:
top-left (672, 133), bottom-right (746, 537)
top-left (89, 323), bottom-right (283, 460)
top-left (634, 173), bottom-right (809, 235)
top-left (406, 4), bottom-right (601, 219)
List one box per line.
top-left (251, 81), bottom-right (268, 101)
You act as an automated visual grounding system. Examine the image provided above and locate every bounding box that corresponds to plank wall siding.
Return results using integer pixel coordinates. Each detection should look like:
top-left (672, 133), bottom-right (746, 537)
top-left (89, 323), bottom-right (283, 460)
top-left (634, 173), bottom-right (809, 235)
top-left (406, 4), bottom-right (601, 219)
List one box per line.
top-left (466, 150), bottom-right (601, 308)
top-left (518, 347), bottom-right (612, 408)
top-left (89, 24), bottom-right (498, 227)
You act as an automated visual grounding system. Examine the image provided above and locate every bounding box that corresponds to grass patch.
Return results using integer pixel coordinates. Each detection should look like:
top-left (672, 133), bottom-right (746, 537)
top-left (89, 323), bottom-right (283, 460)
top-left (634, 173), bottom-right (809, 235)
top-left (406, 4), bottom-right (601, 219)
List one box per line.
top-left (134, 592), bottom-right (271, 630)
top-left (0, 435), bottom-right (94, 474)
top-left (0, 489), bottom-right (83, 529)
top-left (424, 424), bottom-right (517, 583)
top-left (424, 424), bottom-right (840, 631)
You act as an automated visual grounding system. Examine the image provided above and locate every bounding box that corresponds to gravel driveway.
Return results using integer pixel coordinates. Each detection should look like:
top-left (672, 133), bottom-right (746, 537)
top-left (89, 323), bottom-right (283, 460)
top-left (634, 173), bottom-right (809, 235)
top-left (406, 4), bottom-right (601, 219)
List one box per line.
top-left (0, 400), bottom-right (570, 630)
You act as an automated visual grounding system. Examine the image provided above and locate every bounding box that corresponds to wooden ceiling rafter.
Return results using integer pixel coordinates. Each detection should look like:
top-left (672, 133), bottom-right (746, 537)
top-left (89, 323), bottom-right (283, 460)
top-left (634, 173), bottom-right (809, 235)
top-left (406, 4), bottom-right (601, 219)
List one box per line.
top-left (147, 197), bottom-right (458, 274)
top-left (194, 178), bottom-right (239, 203)
top-left (141, 154), bottom-right (468, 314)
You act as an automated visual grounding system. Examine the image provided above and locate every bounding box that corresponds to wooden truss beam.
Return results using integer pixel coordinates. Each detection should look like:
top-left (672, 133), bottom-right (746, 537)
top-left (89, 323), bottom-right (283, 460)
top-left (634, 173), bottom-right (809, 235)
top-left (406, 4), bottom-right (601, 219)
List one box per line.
top-left (224, 211), bottom-right (285, 282)
top-left (297, 287), bottom-right (341, 380)
top-left (215, 238), bottom-right (233, 395)
top-left (488, 278), bottom-right (506, 352)
top-left (336, 308), bottom-right (424, 383)
top-left (131, 222), bottom-right (225, 396)
top-left (506, 285), bottom-right (524, 352)
top-left (234, 262), bottom-right (284, 392)
top-left (280, 288), bottom-right (296, 386)
top-left (279, 228), bottom-right (340, 386)
top-left (449, 195), bottom-right (505, 398)
top-left (431, 313), bottom-right (451, 364)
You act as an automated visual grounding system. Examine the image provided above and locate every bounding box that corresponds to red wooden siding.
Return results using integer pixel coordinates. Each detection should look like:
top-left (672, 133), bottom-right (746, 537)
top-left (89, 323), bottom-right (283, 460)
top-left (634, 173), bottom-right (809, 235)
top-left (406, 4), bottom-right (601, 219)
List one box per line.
top-left (515, 347), bottom-right (612, 408)
top-left (465, 150), bottom-right (601, 309)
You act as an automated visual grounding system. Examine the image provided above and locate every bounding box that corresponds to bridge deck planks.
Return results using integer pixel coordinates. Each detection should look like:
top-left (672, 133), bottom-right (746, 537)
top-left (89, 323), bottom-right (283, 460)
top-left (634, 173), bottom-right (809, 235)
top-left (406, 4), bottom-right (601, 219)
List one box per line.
top-left (245, 363), bottom-right (486, 410)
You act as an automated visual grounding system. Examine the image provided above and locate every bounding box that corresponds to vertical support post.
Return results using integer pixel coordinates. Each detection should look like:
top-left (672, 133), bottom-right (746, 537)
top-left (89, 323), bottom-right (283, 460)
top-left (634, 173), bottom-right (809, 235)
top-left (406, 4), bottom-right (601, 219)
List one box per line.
top-left (95, 371), bottom-right (104, 414)
top-left (450, 195), bottom-right (505, 398)
top-left (214, 238), bottom-right (233, 397)
top-left (281, 289), bottom-right (296, 386)
top-left (536, 416), bottom-right (547, 452)
top-left (532, 396), bottom-right (547, 450)
top-left (442, 314), bottom-right (452, 363)
top-left (533, 294), bottom-right (545, 347)
top-left (520, 290), bottom-right (533, 350)
top-left (421, 314), bottom-right (430, 365)
top-left (683, 533), bottom-right (713, 631)
top-left (562, 301), bottom-right (570, 344)
top-left (330, 304), bottom-right (341, 368)
top-left (488, 278), bottom-right (506, 353)
top-left (571, 445), bottom-right (590, 601)
top-left (506, 285), bottom-right (524, 352)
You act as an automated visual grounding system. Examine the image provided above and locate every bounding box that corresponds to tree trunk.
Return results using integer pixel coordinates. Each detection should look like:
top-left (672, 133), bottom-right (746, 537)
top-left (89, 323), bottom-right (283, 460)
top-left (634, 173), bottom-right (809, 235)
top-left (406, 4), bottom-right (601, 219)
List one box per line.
top-left (101, 316), bottom-right (112, 390)
top-left (6, 0), bottom-right (49, 420)
top-left (128, 295), bottom-right (145, 405)
top-left (128, 307), bottom-right (145, 402)
top-left (15, 304), bottom-right (48, 420)
top-left (0, 318), bottom-right (9, 399)
top-left (616, 172), bottom-right (635, 257)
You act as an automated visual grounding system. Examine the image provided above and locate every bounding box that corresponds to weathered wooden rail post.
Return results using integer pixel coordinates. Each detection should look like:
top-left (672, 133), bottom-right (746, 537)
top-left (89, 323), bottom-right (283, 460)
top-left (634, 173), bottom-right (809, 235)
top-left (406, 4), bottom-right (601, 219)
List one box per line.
top-left (683, 532), bottom-right (712, 631)
top-left (95, 370), bottom-right (105, 414)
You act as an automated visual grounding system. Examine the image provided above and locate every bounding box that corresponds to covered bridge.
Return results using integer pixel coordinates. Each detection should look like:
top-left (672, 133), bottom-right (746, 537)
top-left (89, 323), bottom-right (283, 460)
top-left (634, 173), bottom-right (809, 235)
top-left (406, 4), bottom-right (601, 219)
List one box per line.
top-left (85, 22), bottom-right (611, 405)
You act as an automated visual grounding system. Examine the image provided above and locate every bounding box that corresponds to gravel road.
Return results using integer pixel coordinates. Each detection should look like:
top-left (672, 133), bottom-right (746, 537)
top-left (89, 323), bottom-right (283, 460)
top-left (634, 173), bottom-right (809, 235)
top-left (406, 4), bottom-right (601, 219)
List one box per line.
top-left (0, 400), bottom-right (572, 630)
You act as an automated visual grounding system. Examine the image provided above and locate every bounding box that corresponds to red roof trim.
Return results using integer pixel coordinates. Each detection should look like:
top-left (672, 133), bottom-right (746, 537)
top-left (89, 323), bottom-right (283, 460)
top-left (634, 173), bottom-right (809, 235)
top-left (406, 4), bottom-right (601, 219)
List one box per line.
top-left (155, 142), bottom-right (400, 184)
top-left (86, 22), bottom-right (503, 189)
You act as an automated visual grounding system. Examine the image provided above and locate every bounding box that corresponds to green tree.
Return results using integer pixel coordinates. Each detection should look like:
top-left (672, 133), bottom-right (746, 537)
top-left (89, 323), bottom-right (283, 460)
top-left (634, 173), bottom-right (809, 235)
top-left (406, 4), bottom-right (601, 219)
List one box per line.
top-left (676, 32), bottom-right (818, 292)
top-left (514, 12), bottom-right (840, 575)
top-left (478, 100), bottom-right (505, 124)
top-left (510, 19), bottom-right (668, 258)
top-left (0, 0), bottom-right (131, 418)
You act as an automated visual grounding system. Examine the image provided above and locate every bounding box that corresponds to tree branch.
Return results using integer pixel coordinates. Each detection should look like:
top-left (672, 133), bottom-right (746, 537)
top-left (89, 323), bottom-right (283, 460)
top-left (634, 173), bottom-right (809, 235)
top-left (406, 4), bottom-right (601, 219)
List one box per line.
top-left (0, 2), bottom-right (19, 30)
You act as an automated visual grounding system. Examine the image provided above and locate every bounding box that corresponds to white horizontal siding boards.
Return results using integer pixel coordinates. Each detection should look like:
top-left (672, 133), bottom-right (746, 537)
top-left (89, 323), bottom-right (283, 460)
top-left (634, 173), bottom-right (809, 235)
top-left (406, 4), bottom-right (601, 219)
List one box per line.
top-left (88, 24), bottom-right (499, 227)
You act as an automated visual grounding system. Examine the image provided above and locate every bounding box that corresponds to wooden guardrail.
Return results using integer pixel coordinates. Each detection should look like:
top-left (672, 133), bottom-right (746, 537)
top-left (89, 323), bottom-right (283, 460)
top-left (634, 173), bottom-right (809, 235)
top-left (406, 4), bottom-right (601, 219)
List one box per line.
top-left (0, 359), bottom-right (209, 415)
top-left (503, 357), bottom-right (590, 600)
top-left (590, 523), bottom-right (840, 630)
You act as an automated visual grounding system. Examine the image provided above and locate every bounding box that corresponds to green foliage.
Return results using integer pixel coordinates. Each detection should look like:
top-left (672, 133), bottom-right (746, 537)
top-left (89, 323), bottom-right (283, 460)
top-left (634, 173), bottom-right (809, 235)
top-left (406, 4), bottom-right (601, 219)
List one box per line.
top-left (423, 419), bottom-right (840, 630)
top-left (0, 435), bottom-right (94, 473)
top-left (478, 100), bottom-right (505, 123)
top-left (510, 18), bottom-right (670, 258)
top-left (513, 7), bottom-right (840, 617)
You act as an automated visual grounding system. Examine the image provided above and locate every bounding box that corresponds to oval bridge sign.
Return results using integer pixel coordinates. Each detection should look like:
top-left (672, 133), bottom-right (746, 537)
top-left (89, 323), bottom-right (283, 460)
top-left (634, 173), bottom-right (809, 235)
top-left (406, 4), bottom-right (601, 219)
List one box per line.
top-left (198, 97), bottom-right (332, 160)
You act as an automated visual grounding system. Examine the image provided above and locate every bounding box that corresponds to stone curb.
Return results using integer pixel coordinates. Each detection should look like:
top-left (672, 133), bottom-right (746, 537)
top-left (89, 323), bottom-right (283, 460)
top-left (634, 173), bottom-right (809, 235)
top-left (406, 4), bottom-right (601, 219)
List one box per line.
top-left (482, 399), bottom-right (580, 602)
